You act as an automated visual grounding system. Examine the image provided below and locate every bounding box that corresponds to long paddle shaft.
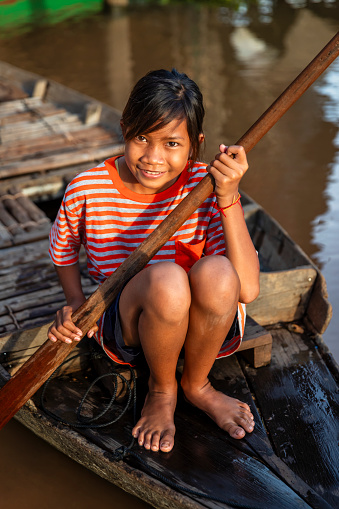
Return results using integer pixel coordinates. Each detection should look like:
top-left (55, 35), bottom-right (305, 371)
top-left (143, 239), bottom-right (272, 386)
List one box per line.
top-left (0, 32), bottom-right (338, 430)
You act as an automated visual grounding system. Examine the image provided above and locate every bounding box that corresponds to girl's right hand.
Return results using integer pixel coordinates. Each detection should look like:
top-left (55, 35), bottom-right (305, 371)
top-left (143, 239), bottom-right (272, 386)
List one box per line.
top-left (48, 304), bottom-right (99, 344)
top-left (48, 305), bottom-right (83, 344)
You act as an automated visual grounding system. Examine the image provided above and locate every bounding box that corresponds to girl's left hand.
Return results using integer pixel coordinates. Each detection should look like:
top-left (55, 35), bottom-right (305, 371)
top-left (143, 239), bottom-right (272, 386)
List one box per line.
top-left (207, 144), bottom-right (248, 208)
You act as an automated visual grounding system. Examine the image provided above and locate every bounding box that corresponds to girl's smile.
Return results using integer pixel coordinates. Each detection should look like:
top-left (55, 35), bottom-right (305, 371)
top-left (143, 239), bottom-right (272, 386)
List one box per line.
top-left (119, 119), bottom-right (192, 195)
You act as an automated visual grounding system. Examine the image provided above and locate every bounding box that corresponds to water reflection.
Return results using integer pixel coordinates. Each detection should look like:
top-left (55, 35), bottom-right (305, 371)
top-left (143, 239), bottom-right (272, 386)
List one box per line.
top-left (312, 58), bottom-right (339, 361)
top-left (0, 2), bottom-right (338, 508)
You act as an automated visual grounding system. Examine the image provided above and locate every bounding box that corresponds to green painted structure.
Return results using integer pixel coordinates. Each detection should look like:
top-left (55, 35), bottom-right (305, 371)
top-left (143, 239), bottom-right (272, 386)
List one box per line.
top-left (0, 0), bottom-right (103, 30)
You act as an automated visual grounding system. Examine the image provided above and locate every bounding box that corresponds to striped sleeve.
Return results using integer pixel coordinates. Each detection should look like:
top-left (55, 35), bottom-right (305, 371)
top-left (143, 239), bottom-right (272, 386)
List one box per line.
top-left (49, 196), bottom-right (84, 266)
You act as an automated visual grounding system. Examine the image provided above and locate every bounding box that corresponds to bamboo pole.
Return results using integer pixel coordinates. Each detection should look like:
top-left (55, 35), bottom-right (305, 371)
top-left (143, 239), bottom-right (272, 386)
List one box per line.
top-left (0, 31), bottom-right (338, 430)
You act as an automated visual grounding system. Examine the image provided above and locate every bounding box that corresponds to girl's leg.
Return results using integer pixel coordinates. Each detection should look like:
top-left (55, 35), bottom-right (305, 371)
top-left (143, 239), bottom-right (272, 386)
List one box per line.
top-left (119, 262), bottom-right (191, 452)
top-left (181, 255), bottom-right (255, 439)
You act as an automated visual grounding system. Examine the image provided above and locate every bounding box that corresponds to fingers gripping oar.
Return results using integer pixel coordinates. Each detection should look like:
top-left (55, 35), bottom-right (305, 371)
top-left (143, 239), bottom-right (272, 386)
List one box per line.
top-left (0, 31), bottom-right (338, 430)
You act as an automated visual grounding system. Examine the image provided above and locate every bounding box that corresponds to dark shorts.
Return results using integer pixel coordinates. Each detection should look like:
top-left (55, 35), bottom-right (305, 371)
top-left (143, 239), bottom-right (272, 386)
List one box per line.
top-left (103, 288), bottom-right (241, 366)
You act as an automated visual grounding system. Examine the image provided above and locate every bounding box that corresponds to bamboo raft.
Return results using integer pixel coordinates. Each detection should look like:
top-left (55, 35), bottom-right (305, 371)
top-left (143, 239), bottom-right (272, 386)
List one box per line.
top-left (0, 63), bottom-right (338, 509)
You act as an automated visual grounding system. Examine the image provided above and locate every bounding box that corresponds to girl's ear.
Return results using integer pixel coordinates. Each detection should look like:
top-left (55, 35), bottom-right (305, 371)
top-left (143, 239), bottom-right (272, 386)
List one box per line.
top-left (199, 133), bottom-right (205, 145)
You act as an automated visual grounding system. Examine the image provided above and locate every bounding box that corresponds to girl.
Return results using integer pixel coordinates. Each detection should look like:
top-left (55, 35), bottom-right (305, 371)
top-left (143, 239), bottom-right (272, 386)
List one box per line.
top-left (48, 69), bottom-right (260, 453)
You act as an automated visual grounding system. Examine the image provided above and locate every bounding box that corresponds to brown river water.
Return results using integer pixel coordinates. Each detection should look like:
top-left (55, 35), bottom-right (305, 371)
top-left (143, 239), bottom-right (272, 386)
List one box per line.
top-left (0, 2), bottom-right (338, 508)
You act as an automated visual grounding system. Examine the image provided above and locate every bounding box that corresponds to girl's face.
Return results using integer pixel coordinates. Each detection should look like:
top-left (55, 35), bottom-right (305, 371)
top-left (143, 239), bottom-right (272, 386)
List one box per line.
top-left (120, 119), bottom-right (192, 195)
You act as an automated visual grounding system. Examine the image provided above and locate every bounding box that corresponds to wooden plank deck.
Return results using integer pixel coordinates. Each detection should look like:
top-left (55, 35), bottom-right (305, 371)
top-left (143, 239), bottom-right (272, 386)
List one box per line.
top-left (0, 239), bottom-right (97, 334)
top-left (0, 187), bottom-right (51, 248)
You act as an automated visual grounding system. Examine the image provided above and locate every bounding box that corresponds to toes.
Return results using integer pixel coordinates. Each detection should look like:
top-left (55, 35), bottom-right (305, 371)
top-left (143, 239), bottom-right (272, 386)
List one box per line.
top-left (238, 415), bottom-right (254, 433)
top-left (238, 402), bottom-right (254, 418)
top-left (132, 426), bottom-right (175, 452)
top-left (223, 414), bottom-right (255, 439)
top-left (137, 431), bottom-right (145, 447)
top-left (160, 431), bottom-right (174, 453)
top-left (132, 424), bottom-right (141, 439)
top-left (144, 430), bottom-right (156, 450)
top-left (226, 423), bottom-right (246, 439)
top-left (150, 431), bottom-right (161, 452)
top-left (240, 401), bottom-right (251, 413)
top-left (238, 407), bottom-right (255, 429)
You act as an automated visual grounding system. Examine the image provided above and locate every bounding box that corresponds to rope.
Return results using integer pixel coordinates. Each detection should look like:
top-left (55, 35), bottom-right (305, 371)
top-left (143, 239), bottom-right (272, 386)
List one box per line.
top-left (40, 352), bottom-right (137, 429)
top-left (4, 305), bottom-right (21, 330)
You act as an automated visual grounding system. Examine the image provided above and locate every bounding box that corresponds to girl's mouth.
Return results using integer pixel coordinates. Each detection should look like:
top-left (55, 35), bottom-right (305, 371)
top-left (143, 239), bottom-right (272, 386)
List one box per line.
top-left (141, 168), bottom-right (166, 178)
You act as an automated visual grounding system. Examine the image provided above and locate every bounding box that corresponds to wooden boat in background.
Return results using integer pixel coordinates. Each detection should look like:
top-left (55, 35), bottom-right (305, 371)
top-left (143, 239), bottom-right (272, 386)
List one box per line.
top-left (0, 62), bottom-right (338, 509)
top-left (0, 60), bottom-right (123, 203)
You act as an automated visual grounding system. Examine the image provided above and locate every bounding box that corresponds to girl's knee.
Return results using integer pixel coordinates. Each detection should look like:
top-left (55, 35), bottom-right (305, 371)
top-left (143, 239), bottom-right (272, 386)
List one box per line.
top-left (144, 263), bottom-right (191, 321)
top-left (189, 256), bottom-right (240, 314)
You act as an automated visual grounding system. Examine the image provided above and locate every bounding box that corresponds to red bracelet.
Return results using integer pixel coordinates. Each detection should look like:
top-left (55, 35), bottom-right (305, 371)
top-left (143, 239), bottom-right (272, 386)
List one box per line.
top-left (217, 193), bottom-right (241, 218)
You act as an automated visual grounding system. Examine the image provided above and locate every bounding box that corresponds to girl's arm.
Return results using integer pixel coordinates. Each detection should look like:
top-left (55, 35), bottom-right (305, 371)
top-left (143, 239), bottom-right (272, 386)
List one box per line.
top-left (207, 144), bottom-right (260, 304)
top-left (48, 263), bottom-right (98, 343)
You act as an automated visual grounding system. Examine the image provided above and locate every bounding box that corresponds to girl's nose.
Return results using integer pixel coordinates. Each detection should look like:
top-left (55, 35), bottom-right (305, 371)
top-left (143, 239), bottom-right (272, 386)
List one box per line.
top-left (141, 145), bottom-right (164, 165)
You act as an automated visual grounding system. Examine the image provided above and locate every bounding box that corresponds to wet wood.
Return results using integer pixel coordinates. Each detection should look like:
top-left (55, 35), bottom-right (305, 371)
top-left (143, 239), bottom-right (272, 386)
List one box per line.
top-left (243, 326), bottom-right (339, 508)
top-left (1, 325), bottom-right (335, 508)
top-left (8, 406), bottom-right (208, 509)
top-left (33, 346), bottom-right (327, 508)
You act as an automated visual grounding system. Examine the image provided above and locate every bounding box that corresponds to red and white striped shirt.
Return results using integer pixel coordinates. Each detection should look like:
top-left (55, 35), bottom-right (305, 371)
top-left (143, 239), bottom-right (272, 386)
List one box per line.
top-left (49, 156), bottom-right (246, 360)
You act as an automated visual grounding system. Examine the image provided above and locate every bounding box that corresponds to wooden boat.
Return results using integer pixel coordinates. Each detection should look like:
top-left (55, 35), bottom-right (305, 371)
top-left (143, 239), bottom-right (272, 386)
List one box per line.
top-left (0, 62), bottom-right (338, 509)
top-left (0, 191), bottom-right (338, 509)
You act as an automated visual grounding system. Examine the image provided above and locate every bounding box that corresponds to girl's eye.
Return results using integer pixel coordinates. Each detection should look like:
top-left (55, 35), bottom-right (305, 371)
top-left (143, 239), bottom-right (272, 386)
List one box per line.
top-left (136, 135), bottom-right (147, 142)
top-left (167, 141), bottom-right (179, 147)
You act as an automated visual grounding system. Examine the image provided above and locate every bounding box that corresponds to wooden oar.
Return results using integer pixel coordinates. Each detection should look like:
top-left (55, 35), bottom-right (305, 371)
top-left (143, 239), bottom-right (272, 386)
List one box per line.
top-left (0, 31), bottom-right (338, 430)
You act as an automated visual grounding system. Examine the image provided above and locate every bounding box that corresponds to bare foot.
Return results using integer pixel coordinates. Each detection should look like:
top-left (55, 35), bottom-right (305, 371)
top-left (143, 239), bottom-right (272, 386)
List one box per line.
top-left (182, 381), bottom-right (255, 439)
top-left (132, 388), bottom-right (177, 452)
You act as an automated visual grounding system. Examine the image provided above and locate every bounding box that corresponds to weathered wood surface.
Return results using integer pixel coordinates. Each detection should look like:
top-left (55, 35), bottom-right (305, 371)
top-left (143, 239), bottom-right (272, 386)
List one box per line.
top-left (247, 266), bottom-right (317, 325)
top-left (0, 62), bottom-right (123, 200)
top-left (243, 326), bottom-right (339, 508)
top-left (0, 188), bottom-right (51, 248)
top-left (25, 338), bottom-right (334, 509)
top-left (0, 95), bottom-right (122, 178)
top-left (1, 321), bottom-right (334, 508)
top-left (0, 237), bottom-right (97, 334)
top-left (0, 224), bottom-right (336, 507)
top-left (237, 316), bottom-right (272, 367)
top-left (0, 145), bottom-right (125, 202)
top-left (243, 200), bottom-right (331, 334)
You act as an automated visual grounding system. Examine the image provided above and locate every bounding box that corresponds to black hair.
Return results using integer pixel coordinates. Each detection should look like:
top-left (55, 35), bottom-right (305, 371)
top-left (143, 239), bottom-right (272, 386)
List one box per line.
top-left (121, 69), bottom-right (205, 163)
